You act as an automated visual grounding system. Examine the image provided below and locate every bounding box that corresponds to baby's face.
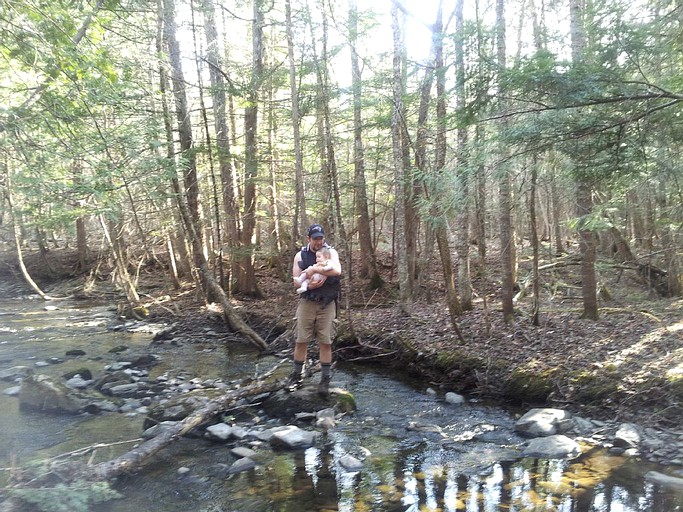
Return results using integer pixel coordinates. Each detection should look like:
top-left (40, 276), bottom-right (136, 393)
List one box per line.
top-left (316, 252), bottom-right (326, 263)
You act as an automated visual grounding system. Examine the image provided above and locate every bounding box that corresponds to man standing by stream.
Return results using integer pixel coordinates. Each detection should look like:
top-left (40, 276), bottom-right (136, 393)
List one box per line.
top-left (287, 224), bottom-right (342, 397)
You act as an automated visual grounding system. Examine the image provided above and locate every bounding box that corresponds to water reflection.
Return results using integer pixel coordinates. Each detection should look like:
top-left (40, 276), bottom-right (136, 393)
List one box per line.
top-left (248, 445), bottom-right (682, 511)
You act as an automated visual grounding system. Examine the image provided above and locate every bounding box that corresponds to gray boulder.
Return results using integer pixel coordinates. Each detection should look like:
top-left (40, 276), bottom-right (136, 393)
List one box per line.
top-left (614, 423), bottom-right (641, 449)
top-left (19, 374), bottom-right (85, 414)
top-left (339, 455), bottom-right (363, 472)
top-left (515, 408), bottom-right (572, 438)
top-left (269, 425), bottom-right (317, 450)
top-left (206, 423), bottom-right (235, 441)
top-left (0, 366), bottom-right (32, 382)
top-left (645, 471), bottom-right (683, 491)
top-left (522, 434), bottom-right (581, 459)
top-left (228, 457), bottom-right (256, 474)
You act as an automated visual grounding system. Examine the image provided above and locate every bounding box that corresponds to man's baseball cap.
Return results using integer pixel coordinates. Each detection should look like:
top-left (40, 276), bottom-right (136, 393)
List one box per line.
top-left (307, 224), bottom-right (324, 239)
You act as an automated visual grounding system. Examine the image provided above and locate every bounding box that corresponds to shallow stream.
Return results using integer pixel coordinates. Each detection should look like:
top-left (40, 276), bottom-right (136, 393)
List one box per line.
top-left (0, 296), bottom-right (682, 511)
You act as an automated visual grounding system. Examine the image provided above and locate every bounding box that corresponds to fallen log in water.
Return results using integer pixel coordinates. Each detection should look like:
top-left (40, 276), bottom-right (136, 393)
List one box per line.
top-left (0, 361), bottom-right (289, 512)
top-left (86, 361), bottom-right (286, 481)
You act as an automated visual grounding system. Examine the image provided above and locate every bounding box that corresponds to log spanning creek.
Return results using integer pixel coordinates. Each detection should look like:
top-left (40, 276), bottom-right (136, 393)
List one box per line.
top-left (0, 296), bottom-right (681, 512)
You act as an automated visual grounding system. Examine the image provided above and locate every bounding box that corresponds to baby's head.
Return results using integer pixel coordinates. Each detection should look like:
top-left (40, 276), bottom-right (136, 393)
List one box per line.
top-left (316, 248), bottom-right (331, 262)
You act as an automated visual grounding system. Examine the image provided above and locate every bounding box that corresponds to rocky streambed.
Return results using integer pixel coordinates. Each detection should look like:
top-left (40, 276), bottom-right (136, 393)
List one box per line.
top-left (1, 299), bottom-right (682, 511)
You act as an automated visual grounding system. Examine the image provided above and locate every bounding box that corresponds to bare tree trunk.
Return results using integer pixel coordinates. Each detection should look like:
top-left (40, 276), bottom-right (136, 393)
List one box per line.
top-left (577, 180), bottom-right (599, 319)
top-left (569, 0), bottom-right (599, 319)
top-left (157, 7), bottom-right (195, 284)
top-left (391, 2), bottom-right (411, 309)
top-left (236, 0), bottom-right (263, 297)
top-left (285, 0), bottom-right (307, 244)
top-left (3, 166), bottom-right (51, 300)
top-left (658, 180), bottom-right (682, 296)
top-left (162, 0), bottom-right (207, 292)
top-left (496, 0), bottom-right (515, 323)
top-left (97, 213), bottom-right (140, 304)
top-left (454, 0), bottom-right (472, 310)
top-left (416, 0), bottom-right (464, 327)
top-left (266, 48), bottom-right (285, 257)
top-left (475, 125), bottom-right (487, 264)
top-left (349, 0), bottom-right (381, 288)
top-left (72, 161), bottom-right (89, 271)
top-left (202, 0), bottom-right (238, 289)
top-left (530, 158), bottom-right (540, 325)
top-left (550, 160), bottom-right (565, 255)
top-left (315, 6), bottom-right (348, 251)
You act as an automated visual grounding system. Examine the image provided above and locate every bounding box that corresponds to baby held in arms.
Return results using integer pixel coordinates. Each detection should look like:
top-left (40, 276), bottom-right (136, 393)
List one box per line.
top-left (294, 247), bottom-right (333, 294)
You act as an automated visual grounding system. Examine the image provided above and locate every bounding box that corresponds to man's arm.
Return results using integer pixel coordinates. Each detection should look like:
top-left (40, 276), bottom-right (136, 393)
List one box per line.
top-left (292, 252), bottom-right (303, 287)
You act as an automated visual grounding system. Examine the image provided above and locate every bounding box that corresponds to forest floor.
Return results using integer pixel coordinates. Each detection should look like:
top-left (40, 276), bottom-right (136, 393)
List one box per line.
top-left (1, 244), bottom-right (681, 432)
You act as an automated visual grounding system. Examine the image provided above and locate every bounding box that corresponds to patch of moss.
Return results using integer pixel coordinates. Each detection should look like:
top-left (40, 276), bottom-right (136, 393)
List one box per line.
top-left (334, 389), bottom-right (357, 414)
top-left (393, 334), bottom-right (418, 358)
top-left (504, 367), bottom-right (557, 404)
top-left (433, 351), bottom-right (484, 374)
top-left (569, 370), bottom-right (620, 403)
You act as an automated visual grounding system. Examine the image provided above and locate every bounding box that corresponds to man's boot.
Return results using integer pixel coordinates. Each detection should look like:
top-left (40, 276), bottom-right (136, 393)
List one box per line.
top-left (286, 370), bottom-right (304, 392)
top-left (317, 375), bottom-right (331, 397)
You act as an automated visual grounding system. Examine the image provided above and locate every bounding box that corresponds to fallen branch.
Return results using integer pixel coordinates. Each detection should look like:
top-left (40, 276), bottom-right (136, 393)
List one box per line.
top-left (86, 360), bottom-right (286, 481)
top-left (2, 361), bottom-right (287, 497)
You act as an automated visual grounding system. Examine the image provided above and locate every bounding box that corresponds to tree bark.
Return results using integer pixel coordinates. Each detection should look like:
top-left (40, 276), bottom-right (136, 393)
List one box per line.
top-left (349, 0), bottom-right (381, 288)
top-left (391, 3), bottom-right (411, 309)
top-left (577, 180), bottom-right (599, 319)
top-left (530, 158), bottom-right (540, 325)
top-left (569, 0), bottom-right (598, 319)
top-left (162, 0), bottom-right (207, 291)
top-left (285, 0), bottom-right (307, 244)
top-left (202, 0), bottom-right (239, 289)
top-left (236, 0), bottom-right (263, 297)
top-left (453, 0), bottom-right (472, 310)
top-left (496, 0), bottom-right (515, 323)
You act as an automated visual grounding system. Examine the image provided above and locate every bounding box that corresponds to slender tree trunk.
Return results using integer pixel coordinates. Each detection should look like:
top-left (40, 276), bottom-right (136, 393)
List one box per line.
top-left (570, 0), bottom-right (599, 319)
top-left (349, 0), bottom-right (381, 288)
top-left (72, 161), bottom-right (88, 271)
top-left (475, 125), bottom-right (487, 265)
top-left (190, 3), bottom-right (224, 289)
top-left (530, 158), bottom-right (540, 325)
top-left (577, 180), bottom-right (599, 318)
top-left (162, 0), bottom-right (207, 291)
top-left (550, 160), bottom-right (565, 255)
top-left (157, 4), bottom-right (195, 283)
top-left (418, 0), bottom-right (463, 326)
top-left (454, 0), bottom-right (472, 310)
top-left (236, 0), bottom-right (263, 297)
top-left (266, 47), bottom-right (284, 257)
top-left (496, 0), bottom-right (515, 323)
top-left (391, 2), bottom-right (411, 309)
top-left (658, 180), bottom-right (682, 296)
top-left (285, 0), bottom-right (307, 244)
top-left (3, 166), bottom-right (51, 300)
top-left (202, 0), bottom-right (238, 289)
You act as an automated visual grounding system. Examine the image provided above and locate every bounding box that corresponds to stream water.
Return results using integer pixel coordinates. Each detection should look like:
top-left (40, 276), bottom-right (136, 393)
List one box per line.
top-left (0, 295), bottom-right (682, 511)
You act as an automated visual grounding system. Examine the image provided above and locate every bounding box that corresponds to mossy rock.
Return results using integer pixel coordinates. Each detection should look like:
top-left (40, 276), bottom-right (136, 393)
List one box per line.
top-left (333, 389), bottom-right (356, 414)
top-left (504, 367), bottom-right (557, 404)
